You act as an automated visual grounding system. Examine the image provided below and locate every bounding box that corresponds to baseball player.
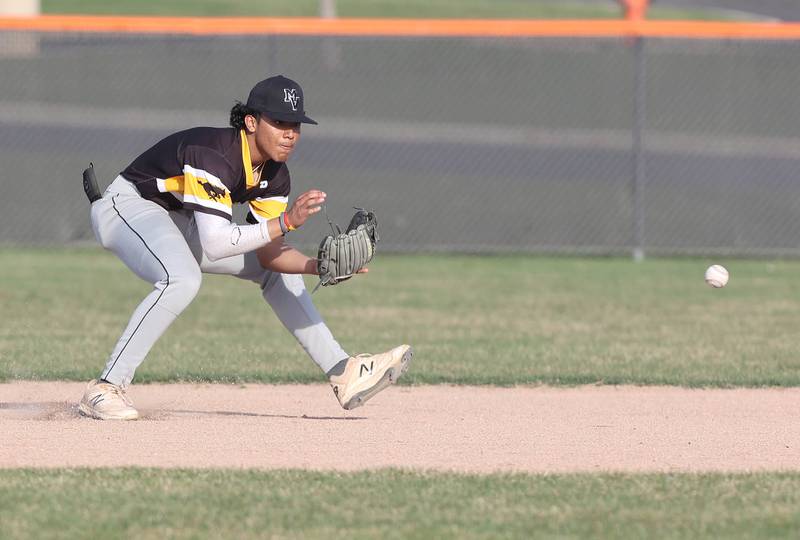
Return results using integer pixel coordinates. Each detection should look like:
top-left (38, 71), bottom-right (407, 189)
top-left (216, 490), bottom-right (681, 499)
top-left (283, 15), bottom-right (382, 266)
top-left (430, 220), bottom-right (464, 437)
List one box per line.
top-left (79, 75), bottom-right (413, 420)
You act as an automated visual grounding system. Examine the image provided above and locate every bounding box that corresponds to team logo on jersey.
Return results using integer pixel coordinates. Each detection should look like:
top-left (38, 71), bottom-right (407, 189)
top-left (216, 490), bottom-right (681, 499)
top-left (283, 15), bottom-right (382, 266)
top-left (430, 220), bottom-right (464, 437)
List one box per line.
top-left (284, 89), bottom-right (299, 111)
top-left (198, 179), bottom-right (226, 201)
top-left (259, 180), bottom-right (269, 189)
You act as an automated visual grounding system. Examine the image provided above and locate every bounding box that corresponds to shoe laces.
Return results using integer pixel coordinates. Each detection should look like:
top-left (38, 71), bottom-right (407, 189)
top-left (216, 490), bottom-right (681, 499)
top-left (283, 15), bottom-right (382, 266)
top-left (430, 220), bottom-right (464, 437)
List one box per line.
top-left (100, 382), bottom-right (134, 406)
top-left (120, 391), bottom-right (134, 407)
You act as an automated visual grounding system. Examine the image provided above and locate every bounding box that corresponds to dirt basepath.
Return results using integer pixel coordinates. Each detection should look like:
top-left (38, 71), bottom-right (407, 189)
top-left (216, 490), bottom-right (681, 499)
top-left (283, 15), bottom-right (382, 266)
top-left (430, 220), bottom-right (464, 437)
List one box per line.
top-left (1, 382), bottom-right (798, 473)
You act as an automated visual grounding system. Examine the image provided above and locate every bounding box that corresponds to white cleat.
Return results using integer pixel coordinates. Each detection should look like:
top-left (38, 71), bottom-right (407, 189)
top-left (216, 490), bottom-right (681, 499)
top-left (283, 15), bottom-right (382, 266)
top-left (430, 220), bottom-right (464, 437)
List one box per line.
top-left (330, 345), bottom-right (413, 410)
top-left (78, 379), bottom-right (139, 420)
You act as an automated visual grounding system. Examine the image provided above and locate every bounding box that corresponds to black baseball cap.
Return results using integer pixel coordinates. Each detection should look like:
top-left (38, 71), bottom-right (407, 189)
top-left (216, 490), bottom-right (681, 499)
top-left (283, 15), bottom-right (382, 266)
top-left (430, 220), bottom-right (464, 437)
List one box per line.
top-left (245, 75), bottom-right (317, 125)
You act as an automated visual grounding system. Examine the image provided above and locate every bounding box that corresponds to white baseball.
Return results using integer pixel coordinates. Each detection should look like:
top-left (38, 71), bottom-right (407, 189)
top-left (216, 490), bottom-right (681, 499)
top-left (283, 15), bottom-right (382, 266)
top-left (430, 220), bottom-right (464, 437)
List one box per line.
top-left (705, 265), bottom-right (729, 288)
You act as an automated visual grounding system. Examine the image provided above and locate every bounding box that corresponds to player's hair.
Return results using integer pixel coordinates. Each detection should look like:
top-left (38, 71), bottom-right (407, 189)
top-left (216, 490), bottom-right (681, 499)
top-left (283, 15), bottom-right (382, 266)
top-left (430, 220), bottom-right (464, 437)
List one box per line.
top-left (229, 101), bottom-right (259, 129)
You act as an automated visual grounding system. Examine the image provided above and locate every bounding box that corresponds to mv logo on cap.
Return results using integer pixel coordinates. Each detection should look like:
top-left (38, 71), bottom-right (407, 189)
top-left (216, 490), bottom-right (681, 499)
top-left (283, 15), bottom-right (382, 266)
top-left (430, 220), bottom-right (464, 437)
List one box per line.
top-left (284, 89), bottom-right (299, 111)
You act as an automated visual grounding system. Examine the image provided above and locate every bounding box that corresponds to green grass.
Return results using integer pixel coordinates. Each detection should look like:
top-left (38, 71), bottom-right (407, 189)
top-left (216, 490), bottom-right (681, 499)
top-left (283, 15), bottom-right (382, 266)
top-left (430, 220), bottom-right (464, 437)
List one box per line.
top-left (2, 247), bottom-right (800, 387)
top-left (41, 0), bottom-right (761, 21)
top-left (1, 469), bottom-right (799, 539)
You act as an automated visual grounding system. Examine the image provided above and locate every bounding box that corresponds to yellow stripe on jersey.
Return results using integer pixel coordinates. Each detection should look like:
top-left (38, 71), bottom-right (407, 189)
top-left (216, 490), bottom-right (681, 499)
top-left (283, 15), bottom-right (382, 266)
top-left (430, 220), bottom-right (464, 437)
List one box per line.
top-left (249, 197), bottom-right (288, 221)
top-left (184, 165), bottom-right (233, 215)
top-left (240, 129), bottom-right (256, 189)
top-left (162, 175), bottom-right (183, 193)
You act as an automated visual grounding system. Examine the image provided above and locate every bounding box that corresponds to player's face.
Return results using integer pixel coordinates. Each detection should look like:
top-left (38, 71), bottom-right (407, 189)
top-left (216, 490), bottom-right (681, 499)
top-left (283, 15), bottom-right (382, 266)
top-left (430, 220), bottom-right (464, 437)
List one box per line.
top-left (256, 116), bottom-right (301, 162)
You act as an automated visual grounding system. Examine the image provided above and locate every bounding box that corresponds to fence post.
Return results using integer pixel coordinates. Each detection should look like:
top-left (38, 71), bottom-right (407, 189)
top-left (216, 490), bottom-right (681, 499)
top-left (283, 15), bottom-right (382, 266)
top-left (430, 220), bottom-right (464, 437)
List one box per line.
top-left (631, 36), bottom-right (647, 262)
top-left (621, 0), bottom-right (648, 21)
top-left (319, 0), bottom-right (337, 18)
top-left (320, 0), bottom-right (341, 70)
top-left (0, 1), bottom-right (40, 57)
top-left (621, 0), bottom-right (650, 261)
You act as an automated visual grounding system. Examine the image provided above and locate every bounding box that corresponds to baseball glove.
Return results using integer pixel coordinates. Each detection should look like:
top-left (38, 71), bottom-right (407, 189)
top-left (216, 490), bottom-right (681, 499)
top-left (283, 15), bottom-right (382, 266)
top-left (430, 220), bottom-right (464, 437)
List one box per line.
top-left (316, 208), bottom-right (379, 290)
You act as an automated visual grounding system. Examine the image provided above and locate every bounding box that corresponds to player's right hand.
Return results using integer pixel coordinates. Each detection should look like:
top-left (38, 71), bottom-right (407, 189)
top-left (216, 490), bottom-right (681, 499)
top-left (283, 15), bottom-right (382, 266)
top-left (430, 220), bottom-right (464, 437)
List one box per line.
top-left (285, 189), bottom-right (326, 229)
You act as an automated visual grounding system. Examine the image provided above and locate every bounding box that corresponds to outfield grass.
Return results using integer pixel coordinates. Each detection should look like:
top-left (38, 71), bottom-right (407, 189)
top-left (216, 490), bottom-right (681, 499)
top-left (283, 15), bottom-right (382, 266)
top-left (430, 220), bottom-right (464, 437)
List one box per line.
top-left (0, 469), bottom-right (798, 539)
top-left (2, 247), bottom-right (800, 387)
top-left (41, 0), bottom-right (760, 21)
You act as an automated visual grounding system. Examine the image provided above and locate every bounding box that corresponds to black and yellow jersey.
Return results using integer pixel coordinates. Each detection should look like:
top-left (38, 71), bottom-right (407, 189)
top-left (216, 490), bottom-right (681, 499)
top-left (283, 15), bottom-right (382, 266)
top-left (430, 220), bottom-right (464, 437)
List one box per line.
top-left (121, 127), bottom-right (290, 222)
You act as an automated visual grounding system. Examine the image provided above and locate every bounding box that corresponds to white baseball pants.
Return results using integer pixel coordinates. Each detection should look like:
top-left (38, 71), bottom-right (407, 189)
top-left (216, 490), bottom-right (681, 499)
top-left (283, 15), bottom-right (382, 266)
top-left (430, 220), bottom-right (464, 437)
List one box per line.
top-left (90, 176), bottom-right (348, 388)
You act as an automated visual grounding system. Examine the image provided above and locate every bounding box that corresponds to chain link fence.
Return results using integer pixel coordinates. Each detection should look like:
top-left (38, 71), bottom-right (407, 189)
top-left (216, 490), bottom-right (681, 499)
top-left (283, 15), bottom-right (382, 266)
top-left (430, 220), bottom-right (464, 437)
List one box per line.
top-left (1, 30), bottom-right (800, 256)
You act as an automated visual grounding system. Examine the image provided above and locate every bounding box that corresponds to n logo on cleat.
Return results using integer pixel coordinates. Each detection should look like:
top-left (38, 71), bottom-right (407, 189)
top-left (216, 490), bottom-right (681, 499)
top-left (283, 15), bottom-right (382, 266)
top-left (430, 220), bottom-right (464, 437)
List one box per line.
top-left (360, 361), bottom-right (374, 377)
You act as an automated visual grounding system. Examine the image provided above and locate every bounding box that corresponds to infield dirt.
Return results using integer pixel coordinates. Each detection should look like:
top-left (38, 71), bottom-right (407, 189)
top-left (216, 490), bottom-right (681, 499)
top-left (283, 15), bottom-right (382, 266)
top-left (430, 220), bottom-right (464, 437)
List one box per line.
top-left (1, 382), bottom-right (798, 472)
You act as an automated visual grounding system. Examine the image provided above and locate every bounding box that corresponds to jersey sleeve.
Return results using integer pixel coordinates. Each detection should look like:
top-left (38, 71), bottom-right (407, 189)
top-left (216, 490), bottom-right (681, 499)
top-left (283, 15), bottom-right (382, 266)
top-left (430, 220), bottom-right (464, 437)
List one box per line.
top-left (248, 195), bottom-right (288, 223)
top-left (182, 145), bottom-right (236, 220)
top-left (247, 165), bottom-right (292, 223)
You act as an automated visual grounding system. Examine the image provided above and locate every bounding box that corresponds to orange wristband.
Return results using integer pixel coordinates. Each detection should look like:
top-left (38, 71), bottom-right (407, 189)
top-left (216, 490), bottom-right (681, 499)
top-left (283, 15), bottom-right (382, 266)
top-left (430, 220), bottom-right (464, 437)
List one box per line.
top-left (281, 212), bottom-right (296, 231)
